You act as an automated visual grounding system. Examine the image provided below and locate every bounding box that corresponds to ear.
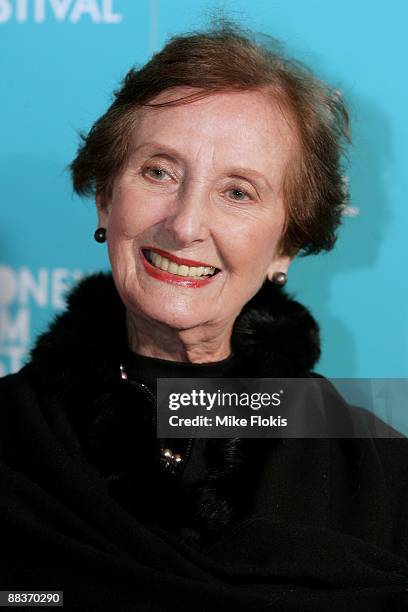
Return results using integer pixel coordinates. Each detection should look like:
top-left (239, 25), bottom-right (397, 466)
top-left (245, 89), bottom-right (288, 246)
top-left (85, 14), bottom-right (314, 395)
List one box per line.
top-left (95, 192), bottom-right (112, 228)
top-left (266, 254), bottom-right (292, 282)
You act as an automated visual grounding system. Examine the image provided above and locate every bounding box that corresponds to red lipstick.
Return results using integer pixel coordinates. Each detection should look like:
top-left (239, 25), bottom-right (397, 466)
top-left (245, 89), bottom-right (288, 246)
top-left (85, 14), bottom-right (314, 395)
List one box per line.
top-left (140, 249), bottom-right (220, 288)
top-left (142, 246), bottom-right (218, 269)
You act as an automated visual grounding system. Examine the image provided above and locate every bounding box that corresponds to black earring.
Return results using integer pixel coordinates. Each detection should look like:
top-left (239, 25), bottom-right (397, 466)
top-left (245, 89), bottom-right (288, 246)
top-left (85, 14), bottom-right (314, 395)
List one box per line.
top-left (94, 228), bottom-right (106, 243)
top-left (270, 271), bottom-right (287, 286)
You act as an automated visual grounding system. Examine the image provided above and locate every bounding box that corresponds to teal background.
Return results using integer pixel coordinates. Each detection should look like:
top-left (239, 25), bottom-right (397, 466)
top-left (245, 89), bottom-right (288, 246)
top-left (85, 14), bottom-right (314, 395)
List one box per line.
top-left (0, 0), bottom-right (407, 377)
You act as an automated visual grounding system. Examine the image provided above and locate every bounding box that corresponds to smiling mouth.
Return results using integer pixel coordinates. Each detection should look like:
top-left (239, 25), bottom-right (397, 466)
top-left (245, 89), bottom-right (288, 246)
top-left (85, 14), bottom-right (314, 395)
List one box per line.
top-left (142, 249), bottom-right (220, 279)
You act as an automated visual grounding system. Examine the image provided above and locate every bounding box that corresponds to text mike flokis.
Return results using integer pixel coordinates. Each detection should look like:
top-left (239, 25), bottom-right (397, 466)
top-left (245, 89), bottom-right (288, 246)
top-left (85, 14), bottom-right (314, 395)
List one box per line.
top-left (168, 414), bottom-right (288, 428)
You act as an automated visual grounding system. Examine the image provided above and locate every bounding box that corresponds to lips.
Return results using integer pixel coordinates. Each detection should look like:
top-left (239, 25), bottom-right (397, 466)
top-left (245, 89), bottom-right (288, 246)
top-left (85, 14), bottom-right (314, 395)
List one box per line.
top-left (141, 246), bottom-right (220, 270)
top-left (139, 248), bottom-right (221, 288)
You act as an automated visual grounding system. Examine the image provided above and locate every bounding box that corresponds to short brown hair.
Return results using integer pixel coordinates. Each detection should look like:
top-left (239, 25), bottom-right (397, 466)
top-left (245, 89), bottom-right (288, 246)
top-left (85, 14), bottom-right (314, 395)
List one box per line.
top-left (70, 19), bottom-right (350, 257)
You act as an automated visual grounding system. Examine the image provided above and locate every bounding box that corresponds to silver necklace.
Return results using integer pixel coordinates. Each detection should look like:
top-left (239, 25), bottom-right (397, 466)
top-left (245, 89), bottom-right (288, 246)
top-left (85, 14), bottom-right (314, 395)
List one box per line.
top-left (119, 363), bottom-right (193, 473)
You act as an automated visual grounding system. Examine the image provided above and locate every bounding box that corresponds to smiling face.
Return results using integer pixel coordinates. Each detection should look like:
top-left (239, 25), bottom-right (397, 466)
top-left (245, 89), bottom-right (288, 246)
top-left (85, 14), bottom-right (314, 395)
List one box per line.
top-left (97, 88), bottom-right (296, 359)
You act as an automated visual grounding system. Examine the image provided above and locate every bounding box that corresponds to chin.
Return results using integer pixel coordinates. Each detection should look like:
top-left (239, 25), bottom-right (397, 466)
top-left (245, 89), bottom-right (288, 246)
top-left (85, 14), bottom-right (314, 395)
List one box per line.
top-left (151, 308), bottom-right (207, 331)
top-left (130, 298), bottom-right (207, 331)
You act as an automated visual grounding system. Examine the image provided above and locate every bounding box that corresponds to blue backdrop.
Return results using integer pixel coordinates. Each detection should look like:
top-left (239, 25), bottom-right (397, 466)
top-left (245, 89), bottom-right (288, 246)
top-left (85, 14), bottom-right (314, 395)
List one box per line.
top-left (1, 0), bottom-right (407, 378)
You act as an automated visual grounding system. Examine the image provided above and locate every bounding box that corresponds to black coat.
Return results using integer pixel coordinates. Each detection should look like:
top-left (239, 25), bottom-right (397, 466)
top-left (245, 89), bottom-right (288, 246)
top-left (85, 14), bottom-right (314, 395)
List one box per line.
top-left (1, 273), bottom-right (408, 611)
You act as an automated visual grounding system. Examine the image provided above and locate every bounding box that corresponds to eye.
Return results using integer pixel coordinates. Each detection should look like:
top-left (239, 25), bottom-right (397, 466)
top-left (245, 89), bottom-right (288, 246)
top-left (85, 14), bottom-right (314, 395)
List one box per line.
top-left (226, 187), bottom-right (252, 202)
top-left (144, 165), bottom-right (172, 181)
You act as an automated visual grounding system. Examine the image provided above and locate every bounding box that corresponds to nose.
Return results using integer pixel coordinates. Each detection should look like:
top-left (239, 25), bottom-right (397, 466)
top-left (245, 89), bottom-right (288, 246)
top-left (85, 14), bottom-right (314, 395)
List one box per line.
top-left (163, 182), bottom-right (210, 246)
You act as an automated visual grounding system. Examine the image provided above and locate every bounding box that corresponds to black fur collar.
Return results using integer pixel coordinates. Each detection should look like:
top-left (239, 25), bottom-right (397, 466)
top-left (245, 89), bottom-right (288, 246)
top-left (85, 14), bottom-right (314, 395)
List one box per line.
top-left (30, 271), bottom-right (320, 385)
top-left (27, 272), bottom-right (321, 548)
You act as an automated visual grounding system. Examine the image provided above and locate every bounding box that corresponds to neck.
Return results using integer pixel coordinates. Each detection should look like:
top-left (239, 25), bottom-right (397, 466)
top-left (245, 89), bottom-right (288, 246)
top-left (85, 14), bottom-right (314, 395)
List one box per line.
top-left (125, 310), bottom-right (233, 364)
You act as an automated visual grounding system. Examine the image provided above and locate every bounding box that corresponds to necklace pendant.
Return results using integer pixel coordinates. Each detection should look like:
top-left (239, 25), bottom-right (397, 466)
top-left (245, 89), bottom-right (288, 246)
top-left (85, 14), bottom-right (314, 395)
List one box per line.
top-left (160, 447), bottom-right (183, 473)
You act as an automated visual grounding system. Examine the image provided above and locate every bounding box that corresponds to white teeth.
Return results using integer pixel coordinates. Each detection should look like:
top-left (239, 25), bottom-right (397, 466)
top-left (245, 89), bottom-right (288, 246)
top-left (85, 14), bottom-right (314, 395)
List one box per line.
top-left (151, 252), bottom-right (161, 268)
top-left (168, 261), bottom-right (178, 274)
top-left (178, 265), bottom-right (189, 276)
top-left (146, 250), bottom-right (216, 278)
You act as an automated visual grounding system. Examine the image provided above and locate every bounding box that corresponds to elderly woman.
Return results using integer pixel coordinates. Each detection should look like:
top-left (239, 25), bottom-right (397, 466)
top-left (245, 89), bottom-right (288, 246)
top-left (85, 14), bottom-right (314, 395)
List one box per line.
top-left (1, 22), bottom-right (408, 612)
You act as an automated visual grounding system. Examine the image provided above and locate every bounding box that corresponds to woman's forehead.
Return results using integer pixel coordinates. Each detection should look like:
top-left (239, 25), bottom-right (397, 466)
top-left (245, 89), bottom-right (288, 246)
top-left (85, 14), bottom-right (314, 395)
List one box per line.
top-left (130, 89), bottom-right (296, 176)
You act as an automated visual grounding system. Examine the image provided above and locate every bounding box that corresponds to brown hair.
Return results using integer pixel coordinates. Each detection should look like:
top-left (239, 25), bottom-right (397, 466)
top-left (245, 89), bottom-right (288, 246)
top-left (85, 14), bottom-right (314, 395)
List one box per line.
top-left (69, 18), bottom-right (350, 257)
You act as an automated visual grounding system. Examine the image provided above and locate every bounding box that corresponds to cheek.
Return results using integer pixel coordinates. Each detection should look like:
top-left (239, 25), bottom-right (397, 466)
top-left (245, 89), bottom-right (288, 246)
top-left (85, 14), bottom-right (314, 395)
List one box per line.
top-left (226, 219), bottom-right (283, 272)
top-left (111, 181), bottom-right (172, 239)
top-left (106, 206), bottom-right (139, 269)
top-left (108, 195), bottom-right (148, 239)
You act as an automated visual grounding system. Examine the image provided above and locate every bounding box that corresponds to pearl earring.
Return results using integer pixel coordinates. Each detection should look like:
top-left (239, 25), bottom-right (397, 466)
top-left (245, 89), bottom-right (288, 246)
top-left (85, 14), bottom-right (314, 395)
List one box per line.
top-left (268, 271), bottom-right (287, 286)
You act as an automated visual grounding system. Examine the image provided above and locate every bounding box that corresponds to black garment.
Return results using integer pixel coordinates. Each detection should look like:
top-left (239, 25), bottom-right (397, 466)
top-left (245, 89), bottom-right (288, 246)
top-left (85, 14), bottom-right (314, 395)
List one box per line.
top-left (121, 349), bottom-right (236, 484)
top-left (1, 272), bottom-right (408, 611)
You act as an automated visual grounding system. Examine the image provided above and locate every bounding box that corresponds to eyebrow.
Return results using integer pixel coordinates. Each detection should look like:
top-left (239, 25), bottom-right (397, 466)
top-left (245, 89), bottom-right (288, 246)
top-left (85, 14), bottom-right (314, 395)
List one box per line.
top-left (131, 141), bottom-right (273, 191)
